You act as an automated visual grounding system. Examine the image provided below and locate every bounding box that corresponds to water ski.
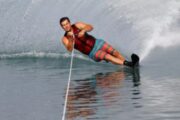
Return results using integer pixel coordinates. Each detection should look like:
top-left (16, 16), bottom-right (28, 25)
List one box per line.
top-left (131, 53), bottom-right (139, 67)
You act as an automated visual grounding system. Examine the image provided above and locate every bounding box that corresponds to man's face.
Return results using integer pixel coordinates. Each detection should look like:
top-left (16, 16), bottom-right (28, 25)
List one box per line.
top-left (60, 19), bottom-right (71, 32)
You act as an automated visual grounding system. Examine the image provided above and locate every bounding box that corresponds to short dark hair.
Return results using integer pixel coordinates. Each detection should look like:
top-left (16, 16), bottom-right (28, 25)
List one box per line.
top-left (59, 17), bottom-right (70, 25)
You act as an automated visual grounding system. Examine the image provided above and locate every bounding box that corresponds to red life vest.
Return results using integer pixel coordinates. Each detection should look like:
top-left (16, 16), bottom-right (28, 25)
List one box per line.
top-left (64, 24), bottom-right (96, 55)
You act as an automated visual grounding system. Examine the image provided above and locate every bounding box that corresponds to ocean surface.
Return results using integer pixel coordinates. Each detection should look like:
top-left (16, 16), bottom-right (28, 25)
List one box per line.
top-left (1, 0), bottom-right (180, 120)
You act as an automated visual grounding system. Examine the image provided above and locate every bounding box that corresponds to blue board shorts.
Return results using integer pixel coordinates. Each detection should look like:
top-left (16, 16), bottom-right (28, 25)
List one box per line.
top-left (88, 39), bottom-right (115, 62)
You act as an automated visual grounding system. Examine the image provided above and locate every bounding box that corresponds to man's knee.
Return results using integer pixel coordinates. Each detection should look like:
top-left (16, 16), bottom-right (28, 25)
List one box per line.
top-left (113, 50), bottom-right (119, 55)
top-left (104, 54), bottom-right (114, 62)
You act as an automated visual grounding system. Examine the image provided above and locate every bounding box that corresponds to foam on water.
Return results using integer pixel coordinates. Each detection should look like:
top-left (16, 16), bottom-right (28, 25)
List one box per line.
top-left (0, 51), bottom-right (90, 61)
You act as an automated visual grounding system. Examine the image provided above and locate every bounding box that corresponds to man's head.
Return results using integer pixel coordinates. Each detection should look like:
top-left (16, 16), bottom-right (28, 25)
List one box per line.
top-left (59, 17), bottom-right (71, 32)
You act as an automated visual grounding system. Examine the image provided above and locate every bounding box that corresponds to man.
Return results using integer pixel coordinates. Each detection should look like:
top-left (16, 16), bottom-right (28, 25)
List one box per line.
top-left (59, 17), bottom-right (139, 67)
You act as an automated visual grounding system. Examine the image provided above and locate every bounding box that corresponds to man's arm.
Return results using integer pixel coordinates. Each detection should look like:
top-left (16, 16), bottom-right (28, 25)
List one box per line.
top-left (75, 22), bottom-right (93, 32)
top-left (61, 36), bottom-right (74, 52)
top-left (75, 22), bottom-right (93, 38)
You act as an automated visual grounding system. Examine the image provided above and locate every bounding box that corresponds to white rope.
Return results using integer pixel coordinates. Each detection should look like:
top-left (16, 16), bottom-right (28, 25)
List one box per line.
top-left (62, 36), bottom-right (75, 120)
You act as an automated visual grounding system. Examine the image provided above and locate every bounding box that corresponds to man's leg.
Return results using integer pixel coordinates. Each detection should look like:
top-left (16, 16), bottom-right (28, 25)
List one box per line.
top-left (112, 50), bottom-right (125, 61)
top-left (102, 45), bottom-right (135, 67)
top-left (104, 54), bottom-right (124, 65)
top-left (94, 42), bottom-right (134, 67)
top-left (94, 50), bottom-right (124, 65)
top-left (101, 42), bottom-right (125, 61)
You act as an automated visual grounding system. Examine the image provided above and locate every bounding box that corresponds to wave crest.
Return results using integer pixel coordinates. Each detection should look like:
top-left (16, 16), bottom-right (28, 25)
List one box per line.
top-left (0, 51), bottom-right (90, 61)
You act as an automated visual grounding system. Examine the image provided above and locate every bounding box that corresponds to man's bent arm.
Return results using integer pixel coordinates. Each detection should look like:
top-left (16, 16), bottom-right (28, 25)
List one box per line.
top-left (75, 22), bottom-right (93, 32)
top-left (61, 36), bottom-right (73, 52)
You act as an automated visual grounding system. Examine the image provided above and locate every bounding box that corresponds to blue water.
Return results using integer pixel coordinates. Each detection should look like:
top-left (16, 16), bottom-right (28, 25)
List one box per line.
top-left (1, 0), bottom-right (180, 120)
top-left (0, 53), bottom-right (180, 120)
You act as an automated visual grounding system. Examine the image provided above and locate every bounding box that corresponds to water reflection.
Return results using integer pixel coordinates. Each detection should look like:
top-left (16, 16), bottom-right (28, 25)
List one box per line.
top-left (66, 67), bottom-right (141, 120)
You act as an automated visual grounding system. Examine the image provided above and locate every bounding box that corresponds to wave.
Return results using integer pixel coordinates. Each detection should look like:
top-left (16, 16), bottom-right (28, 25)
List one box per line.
top-left (0, 51), bottom-right (90, 61)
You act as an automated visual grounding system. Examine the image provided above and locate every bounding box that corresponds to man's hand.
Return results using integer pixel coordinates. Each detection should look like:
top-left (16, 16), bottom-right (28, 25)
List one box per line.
top-left (78, 29), bottom-right (86, 38)
top-left (67, 31), bottom-right (75, 43)
top-left (67, 31), bottom-right (74, 37)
